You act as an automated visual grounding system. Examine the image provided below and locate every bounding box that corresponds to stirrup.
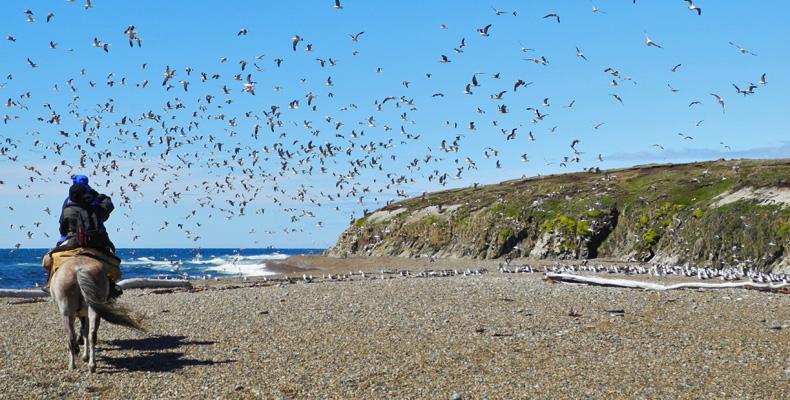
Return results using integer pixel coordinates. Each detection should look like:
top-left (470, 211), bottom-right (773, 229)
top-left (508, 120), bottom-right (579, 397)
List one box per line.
top-left (108, 284), bottom-right (123, 298)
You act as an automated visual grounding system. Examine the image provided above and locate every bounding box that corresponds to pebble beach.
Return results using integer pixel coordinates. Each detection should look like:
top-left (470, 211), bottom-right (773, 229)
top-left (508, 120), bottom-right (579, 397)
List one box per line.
top-left (2, 255), bottom-right (790, 399)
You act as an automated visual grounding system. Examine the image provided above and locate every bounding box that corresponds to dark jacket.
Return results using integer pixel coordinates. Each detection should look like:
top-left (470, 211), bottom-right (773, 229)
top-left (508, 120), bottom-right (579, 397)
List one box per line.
top-left (58, 184), bottom-right (115, 252)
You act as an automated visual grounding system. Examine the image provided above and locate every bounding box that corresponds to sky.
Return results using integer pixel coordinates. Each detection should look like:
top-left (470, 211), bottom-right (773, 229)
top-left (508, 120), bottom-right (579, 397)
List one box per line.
top-left (0, 0), bottom-right (787, 249)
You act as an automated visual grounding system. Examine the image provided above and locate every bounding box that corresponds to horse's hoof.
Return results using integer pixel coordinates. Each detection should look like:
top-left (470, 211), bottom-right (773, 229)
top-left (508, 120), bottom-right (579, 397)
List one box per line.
top-left (88, 364), bottom-right (96, 373)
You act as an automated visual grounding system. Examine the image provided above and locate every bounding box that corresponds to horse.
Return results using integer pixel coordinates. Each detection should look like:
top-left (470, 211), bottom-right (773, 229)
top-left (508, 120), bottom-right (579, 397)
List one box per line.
top-left (50, 254), bottom-right (145, 373)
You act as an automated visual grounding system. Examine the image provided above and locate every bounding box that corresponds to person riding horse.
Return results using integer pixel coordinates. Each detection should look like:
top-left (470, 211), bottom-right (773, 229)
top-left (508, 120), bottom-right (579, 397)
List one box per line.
top-left (43, 178), bottom-right (122, 297)
top-left (58, 181), bottom-right (116, 253)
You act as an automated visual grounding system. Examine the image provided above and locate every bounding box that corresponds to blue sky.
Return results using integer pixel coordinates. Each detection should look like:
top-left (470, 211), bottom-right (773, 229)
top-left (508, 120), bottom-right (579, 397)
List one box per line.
top-left (1, 0), bottom-right (787, 249)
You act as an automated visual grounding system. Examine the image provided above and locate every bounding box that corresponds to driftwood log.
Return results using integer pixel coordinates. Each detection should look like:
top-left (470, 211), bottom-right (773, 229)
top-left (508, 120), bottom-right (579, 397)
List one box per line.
top-left (116, 278), bottom-right (192, 290)
top-left (547, 273), bottom-right (790, 292)
top-left (0, 278), bottom-right (192, 298)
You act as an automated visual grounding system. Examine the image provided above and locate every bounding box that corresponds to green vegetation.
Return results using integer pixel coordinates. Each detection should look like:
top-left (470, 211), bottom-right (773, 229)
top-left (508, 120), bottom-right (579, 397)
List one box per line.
top-left (329, 159), bottom-right (790, 271)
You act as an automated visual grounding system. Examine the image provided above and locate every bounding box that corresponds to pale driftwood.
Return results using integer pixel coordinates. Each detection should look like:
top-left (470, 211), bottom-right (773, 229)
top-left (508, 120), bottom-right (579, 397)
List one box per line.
top-left (117, 278), bottom-right (192, 290)
top-left (0, 279), bottom-right (191, 298)
top-left (547, 273), bottom-right (790, 292)
top-left (0, 289), bottom-right (49, 298)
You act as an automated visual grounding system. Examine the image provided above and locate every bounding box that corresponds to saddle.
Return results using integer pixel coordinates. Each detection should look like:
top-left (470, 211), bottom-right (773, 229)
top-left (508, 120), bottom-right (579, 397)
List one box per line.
top-left (43, 247), bottom-right (122, 282)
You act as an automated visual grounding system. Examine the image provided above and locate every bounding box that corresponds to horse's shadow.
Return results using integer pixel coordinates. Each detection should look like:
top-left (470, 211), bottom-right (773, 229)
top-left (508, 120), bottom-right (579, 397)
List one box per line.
top-left (100, 335), bottom-right (234, 373)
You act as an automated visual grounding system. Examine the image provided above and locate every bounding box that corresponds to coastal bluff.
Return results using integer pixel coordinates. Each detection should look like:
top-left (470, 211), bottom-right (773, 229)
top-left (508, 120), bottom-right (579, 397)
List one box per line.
top-left (325, 158), bottom-right (790, 273)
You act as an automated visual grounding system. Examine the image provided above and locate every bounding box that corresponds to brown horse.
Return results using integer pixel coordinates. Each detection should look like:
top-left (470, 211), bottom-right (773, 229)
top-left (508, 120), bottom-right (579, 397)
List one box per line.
top-left (50, 254), bottom-right (144, 372)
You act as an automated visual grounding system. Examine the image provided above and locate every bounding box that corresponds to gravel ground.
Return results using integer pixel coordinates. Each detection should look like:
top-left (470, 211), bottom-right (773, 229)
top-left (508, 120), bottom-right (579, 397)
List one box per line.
top-left (2, 256), bottom-right (790, 399)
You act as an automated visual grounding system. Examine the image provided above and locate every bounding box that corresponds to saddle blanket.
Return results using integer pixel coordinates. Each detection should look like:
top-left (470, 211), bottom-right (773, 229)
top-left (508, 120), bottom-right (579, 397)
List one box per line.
top-left (43, 247), bottom-right (122, 281)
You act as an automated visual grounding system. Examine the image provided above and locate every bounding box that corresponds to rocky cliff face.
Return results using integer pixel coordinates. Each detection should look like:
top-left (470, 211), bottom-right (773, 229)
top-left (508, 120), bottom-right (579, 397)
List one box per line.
top-left (324, 159), bottom-right (790, 273)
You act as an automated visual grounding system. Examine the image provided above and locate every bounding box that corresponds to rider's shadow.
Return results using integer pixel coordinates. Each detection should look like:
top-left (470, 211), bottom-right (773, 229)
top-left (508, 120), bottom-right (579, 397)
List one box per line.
top-left (100, 335), bottom-right (234, 373)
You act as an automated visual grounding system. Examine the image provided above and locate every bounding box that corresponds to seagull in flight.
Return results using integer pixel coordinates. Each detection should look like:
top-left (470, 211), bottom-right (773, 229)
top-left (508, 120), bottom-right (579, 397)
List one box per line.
top-left (576, 46), bottom-right (588, 60)
top-left (710, 93), bottom-right (725, 114)
top-left (758, 73), bottom-right (767, 85)
top-left (591, 2), bottom-right (606, 13)
top-left (292, 35), bottom-right (303, 51)
top-left (729, 42), bottom-right (756, 56)
top-left (543, 13), bottom-right (560, 23)
top-left (645, 31), bottom-right (662, 48)
top-left (684, 0), bottom-right (701, 15)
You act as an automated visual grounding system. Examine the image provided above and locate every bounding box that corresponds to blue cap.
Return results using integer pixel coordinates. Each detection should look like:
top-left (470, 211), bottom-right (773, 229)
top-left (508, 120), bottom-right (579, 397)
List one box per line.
top-left (72, 175), bottom-right (91, 191)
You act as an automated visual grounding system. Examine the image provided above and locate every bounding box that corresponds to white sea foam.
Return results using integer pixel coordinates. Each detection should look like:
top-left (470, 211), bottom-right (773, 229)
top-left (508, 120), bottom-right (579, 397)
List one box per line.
top-left (202, 253), bottom-right (289, 277)
top-left (205, 262), bottom-right (276, 277)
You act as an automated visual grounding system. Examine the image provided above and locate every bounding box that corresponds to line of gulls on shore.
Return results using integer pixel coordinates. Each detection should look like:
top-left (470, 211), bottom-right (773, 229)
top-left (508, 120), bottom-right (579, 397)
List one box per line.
top-left (199, 259), bottom-right (790, 285)
top-left (499, 261), bottom-right (790, 284)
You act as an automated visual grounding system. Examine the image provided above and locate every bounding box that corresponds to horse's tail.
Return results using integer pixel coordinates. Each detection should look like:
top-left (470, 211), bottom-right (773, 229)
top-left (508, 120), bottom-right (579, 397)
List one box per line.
top-left (76, 267), bottom-right (146, 332)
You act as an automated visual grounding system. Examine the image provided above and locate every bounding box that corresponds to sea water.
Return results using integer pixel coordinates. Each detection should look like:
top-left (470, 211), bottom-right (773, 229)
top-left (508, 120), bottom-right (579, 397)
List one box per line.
top-left (0, 248), bottom-right (323, 290)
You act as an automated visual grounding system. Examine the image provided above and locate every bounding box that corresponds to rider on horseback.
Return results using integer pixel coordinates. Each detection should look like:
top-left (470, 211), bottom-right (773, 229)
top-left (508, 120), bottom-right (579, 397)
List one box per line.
top-left (58, 180), bottom-right (116, 253)
top-left (43, 176), bottom-right (122, 297)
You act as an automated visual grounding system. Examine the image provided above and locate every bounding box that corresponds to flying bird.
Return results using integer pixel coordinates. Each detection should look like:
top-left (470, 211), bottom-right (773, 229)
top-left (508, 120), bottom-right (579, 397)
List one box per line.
top-left (477, 24), bottom-right (491, 36)
top-left (684, 0), bottom-right (701, 15)
top-left (758, 73), bottom-right (767, 85)
top-left (645, 31), bottom-right (662, 48)
top-left (543, 13), bottom-right (560, 23)
top-left (591, 2), bottom-right (606, 13)
top-left (575, 46), bottom-right (587, 60)
top-left (519, 42), bottom-right (533, 52)
top-left (292, 35), bottom-right (303, 51)
top-left (710, 93), bottom-right (725, 113)
top-left (349, 32), bottom-right (364, 41)
top-left (729, 42), bottom-right (756, 56)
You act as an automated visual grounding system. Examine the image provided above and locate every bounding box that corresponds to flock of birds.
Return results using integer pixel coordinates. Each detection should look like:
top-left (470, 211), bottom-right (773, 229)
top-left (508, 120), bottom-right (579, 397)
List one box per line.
top-left (500, 261), bottom-right (790, 284)
top-left (208, 259), bottom-right (789, 287)
top-left (0, 1), bottom-right (772, 249)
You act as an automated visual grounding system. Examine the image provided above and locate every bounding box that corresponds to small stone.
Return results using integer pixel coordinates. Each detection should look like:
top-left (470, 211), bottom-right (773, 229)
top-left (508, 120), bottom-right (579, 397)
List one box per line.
top-left (451, 393), bottom-right (463, 400)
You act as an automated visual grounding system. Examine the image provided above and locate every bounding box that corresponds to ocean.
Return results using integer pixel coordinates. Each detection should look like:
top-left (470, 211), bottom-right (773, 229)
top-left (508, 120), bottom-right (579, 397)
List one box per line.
top-left (0, 248), bottom-right (324, 290)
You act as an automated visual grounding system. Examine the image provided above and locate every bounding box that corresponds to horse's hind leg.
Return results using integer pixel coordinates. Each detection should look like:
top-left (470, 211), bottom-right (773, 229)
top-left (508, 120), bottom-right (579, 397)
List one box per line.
top-left (86, 309), bottom-right (101, 373)
top-left (61, 315), bottom-right (78, 371)
top-left (79, 316), bottom-right (89, 362)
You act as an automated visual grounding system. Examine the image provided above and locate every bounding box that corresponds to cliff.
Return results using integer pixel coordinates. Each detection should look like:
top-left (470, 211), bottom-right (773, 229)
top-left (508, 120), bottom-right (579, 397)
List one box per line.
top-left (324, 159), bottom-right (790, 273)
